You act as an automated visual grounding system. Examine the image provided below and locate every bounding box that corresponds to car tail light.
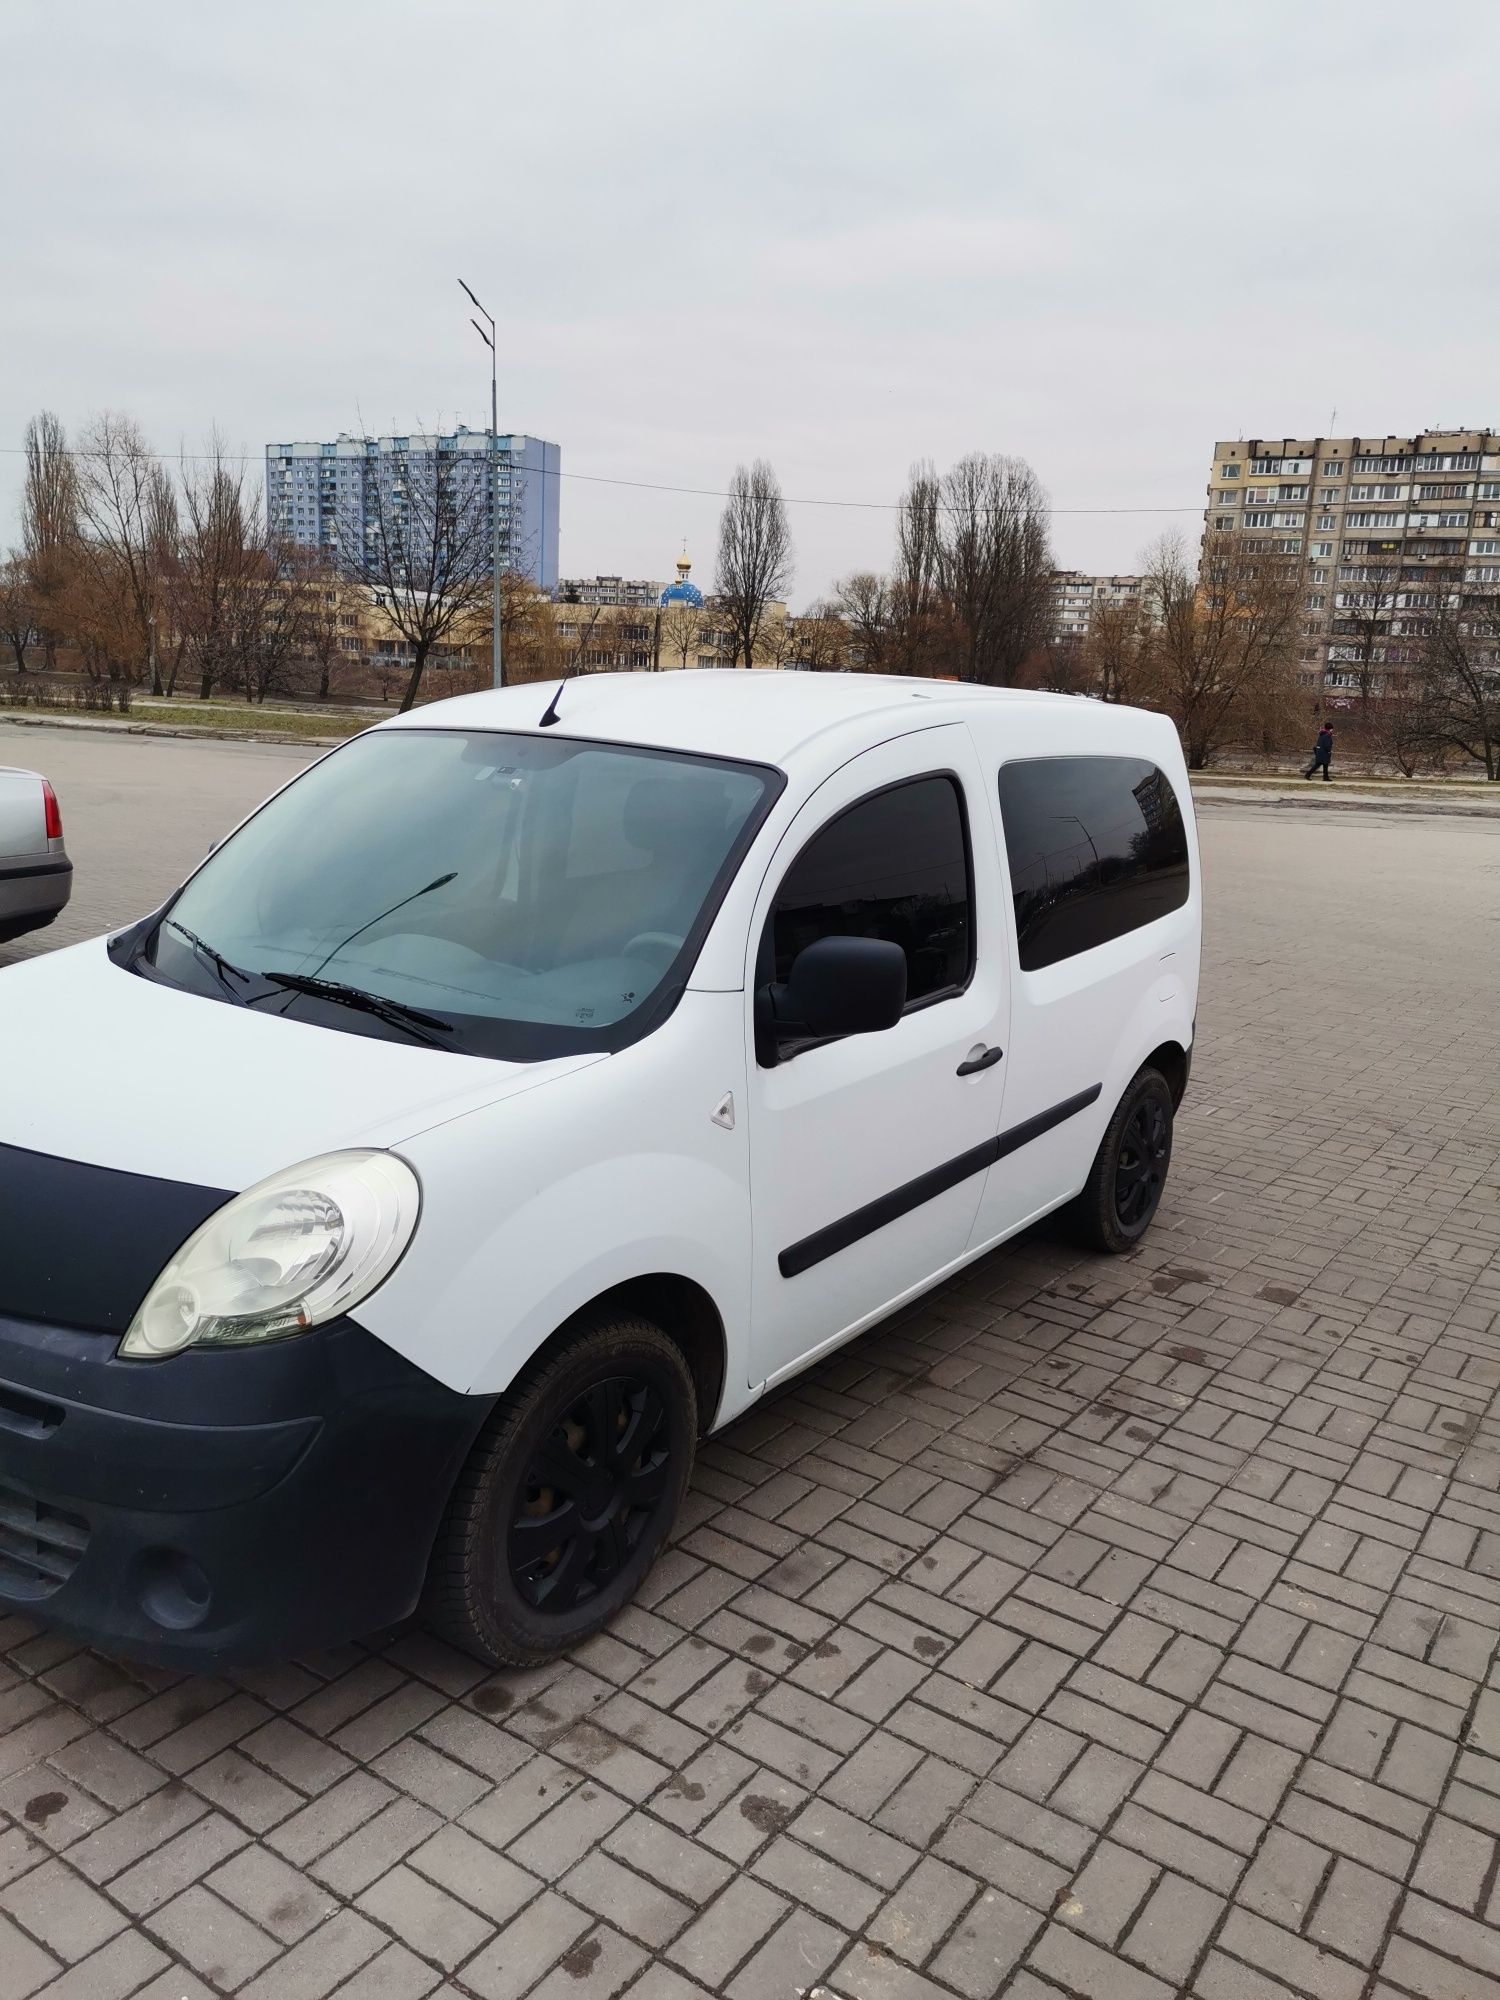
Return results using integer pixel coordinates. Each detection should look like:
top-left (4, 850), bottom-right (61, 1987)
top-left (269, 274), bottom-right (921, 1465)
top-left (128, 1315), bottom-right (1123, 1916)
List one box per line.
top-left (42, 781), bottom-right (63, 841)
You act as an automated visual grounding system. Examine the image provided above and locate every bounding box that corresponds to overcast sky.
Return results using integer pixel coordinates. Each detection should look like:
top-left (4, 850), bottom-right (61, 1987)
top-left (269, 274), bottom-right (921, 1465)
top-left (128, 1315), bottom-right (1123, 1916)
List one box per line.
top-left (4, 0), bottom-right (1497, 604)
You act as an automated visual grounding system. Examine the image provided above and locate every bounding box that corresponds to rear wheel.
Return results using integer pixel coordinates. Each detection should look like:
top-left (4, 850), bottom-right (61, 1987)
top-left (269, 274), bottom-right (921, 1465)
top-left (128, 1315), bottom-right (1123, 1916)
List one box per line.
top-left (424, 1313), bottom-right (695, 1667)
top-left (1071, 1067), bottom-right (1174, 1254)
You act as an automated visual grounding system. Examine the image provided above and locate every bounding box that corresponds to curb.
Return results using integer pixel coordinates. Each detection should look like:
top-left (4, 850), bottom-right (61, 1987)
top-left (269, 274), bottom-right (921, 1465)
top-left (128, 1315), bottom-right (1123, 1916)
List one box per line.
top-left (1191, 784), bottom-right (1500, 820)
top-left (0, 713), bottom-right (348, 750)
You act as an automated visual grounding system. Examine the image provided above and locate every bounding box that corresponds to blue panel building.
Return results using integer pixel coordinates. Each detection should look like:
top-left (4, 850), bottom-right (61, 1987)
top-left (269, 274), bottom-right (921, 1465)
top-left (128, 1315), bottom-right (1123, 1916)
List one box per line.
top-left (265, 429), bottom-right (561, 592)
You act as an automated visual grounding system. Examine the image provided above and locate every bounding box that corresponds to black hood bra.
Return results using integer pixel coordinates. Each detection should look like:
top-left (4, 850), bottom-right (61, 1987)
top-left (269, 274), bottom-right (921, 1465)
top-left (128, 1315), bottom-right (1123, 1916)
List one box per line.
top-left (0, 1141), bottom-right (230, 1335)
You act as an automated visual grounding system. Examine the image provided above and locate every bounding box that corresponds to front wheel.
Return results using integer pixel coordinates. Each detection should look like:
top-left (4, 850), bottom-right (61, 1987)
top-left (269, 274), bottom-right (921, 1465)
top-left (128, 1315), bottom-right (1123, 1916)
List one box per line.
top-left (1071, 1067), bottom-right (1175, 1254)
top-left (424, 1314), bottom-right (696, 1666)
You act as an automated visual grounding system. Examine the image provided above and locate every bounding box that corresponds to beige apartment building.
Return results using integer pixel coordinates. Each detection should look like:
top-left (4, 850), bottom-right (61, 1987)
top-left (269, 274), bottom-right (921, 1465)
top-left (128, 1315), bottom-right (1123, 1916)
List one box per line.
top-left (1049, 570), bottom-right (1149, 646)
top-left (1205, 431), bottom-right (1500, 691)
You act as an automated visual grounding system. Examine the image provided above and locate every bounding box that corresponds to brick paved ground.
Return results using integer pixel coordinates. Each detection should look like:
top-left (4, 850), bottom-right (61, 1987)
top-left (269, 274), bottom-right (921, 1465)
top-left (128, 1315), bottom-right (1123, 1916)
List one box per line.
top-left (6, 786), bottom-right (1500, 1998)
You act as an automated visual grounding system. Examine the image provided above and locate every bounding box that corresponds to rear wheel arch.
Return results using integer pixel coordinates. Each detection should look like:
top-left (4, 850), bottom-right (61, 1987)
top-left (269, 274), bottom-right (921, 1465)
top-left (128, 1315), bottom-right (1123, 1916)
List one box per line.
top-left (1143, 1037), bottom-right (1190, 1108)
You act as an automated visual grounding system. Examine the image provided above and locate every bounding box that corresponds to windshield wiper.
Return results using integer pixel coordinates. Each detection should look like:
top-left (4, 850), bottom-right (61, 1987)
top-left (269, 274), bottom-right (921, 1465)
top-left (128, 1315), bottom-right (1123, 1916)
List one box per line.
top-left (263, 972), bottom-right (455, 1048)
top-left (164, 920), bottom-right (254, 1000)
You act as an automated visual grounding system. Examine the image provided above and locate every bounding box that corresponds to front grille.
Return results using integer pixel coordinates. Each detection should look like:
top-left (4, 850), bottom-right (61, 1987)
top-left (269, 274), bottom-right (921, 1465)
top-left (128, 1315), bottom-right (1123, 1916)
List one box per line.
top-left (0, 1480), bottom-right (89, 1600)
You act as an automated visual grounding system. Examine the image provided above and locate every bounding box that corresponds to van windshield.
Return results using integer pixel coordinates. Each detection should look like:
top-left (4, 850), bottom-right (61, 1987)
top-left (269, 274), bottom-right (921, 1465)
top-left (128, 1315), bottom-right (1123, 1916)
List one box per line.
top-left (136, 729), bottom-right (780, 1061)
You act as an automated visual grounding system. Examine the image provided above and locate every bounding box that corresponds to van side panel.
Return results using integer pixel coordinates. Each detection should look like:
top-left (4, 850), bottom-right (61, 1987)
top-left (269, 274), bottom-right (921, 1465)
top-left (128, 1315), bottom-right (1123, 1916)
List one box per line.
top-left (354, 991), bottom-right (754, 1412)
top-left (964, 706), bottom-right (1200, 1250)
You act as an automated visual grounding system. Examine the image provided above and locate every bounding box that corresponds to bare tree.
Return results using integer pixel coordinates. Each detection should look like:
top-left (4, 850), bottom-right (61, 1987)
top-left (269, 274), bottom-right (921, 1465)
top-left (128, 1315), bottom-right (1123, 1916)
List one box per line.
top-left (659, 596), bottom-right (702, 672)
top-left (21, 413), bottom-right (78, 670)
top-left (936, 454), bottom-right (1053, 685)
top-left (175, 435), bottom-right (260, 701)
top-left (292, 557), bottom-right (349, 701)
top-left (715, 460), bottom-right (793, 668)
top-left (230, 553), bottom-right (308, 705)
top-left (1138, 531), bottom-right (1302, 768)
top-left (1082, 593), bottom-right (1149, 704)
top-left (73, 412), bottom-right (179, 686)
top-left (890, 461), bottom-right (946, 675)
top-left (789, 601), bottom-right (850, 673)
top-left (1366, 662), bottom-right (1434, 777)
top-left (502, 577), bottom-right (565, 686)
top-left (334, 438), bottom-right (494, 711)
top-left (60, 544), bottom-right (133, 683)
top-left (834, 571), bottom-right (889, 672)
top-left (1415, 569), bottom-right (1500, 778)
top-left (1330, 549), bottom-right (1403, 709)
top-left (0, 556), bottom-right (38, 673)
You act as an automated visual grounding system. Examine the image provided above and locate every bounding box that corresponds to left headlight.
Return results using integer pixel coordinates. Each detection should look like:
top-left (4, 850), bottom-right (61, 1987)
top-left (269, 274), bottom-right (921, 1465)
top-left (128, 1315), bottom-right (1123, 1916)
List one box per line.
top-left (121, 1149), bottom-right (421, 1360)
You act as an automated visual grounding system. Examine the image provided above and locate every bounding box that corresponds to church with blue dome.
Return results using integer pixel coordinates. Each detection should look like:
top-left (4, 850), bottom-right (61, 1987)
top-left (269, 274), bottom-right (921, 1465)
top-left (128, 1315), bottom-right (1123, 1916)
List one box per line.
top-left (659, 553), bottom-right (704, 610)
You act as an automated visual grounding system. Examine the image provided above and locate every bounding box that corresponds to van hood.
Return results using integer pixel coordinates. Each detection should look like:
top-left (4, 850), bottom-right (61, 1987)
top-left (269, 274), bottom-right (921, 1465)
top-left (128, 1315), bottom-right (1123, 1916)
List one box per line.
top-left (0, 938), bottom-right (603, 1191)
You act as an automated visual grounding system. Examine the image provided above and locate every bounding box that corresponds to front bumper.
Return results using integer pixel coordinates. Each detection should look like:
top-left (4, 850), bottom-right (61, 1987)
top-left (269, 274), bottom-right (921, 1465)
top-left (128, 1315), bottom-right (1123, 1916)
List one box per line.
top-left (0, 1310), bottom-right (492, 1669)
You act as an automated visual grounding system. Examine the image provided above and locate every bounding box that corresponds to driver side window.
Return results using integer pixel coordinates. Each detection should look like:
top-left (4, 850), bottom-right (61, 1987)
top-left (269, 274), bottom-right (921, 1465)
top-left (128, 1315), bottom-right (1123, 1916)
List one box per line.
top-left (765, 773), bottom-right (975, 1008)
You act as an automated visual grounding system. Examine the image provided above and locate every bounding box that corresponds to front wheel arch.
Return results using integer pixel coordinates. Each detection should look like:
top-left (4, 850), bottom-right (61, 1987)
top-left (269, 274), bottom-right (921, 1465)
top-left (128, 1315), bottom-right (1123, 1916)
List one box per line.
top-left (504, 1274), bottom-right (727, 1438)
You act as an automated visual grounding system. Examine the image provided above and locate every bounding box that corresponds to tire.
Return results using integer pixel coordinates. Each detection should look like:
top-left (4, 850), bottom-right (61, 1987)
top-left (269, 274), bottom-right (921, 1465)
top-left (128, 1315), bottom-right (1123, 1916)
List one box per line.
top-left (1071, 1066), bottom-right (1175, 1255)
top-left (423, 1313), bottom-right (696, 1667)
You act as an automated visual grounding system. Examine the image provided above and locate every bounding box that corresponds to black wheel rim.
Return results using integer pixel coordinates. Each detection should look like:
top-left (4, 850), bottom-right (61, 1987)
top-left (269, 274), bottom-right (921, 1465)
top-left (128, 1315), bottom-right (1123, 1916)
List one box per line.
top-left (508, 1375), bottom-right (672, 1613)
top-left (1115, 1097), bottom-right (1170, 1230)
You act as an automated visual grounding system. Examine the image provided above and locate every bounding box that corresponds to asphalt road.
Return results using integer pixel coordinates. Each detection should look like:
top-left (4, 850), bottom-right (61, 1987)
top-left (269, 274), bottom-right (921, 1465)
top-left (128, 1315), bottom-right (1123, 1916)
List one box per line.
top-left (0, 721), bottom-right (316, 967)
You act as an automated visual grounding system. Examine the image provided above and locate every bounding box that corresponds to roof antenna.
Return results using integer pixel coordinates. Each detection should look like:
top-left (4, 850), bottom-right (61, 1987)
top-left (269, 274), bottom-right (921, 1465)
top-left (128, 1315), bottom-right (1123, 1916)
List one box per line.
top-left (538, 651), bottom-right (581, 729)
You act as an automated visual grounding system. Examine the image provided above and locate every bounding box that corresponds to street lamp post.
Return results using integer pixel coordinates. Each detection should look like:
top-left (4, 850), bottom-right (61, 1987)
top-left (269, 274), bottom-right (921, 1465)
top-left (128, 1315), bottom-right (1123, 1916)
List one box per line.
top-left (459, 278), bottom-right (503, 689)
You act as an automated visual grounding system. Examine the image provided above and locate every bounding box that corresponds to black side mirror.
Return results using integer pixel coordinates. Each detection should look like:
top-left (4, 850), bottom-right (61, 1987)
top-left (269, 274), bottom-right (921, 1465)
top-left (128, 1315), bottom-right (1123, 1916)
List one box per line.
top-left (768, 935), bottom-right (907, 1045)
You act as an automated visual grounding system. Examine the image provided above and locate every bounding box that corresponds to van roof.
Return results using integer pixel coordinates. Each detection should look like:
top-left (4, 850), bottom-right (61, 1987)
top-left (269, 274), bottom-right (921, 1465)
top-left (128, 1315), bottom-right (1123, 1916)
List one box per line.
top-left (387, 669), bottom-right (1081, 768)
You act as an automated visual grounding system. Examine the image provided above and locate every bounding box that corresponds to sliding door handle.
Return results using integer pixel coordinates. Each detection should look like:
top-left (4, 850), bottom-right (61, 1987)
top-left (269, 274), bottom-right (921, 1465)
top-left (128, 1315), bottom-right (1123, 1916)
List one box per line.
top-left (956, 1045), bottom-right (1003, 1076)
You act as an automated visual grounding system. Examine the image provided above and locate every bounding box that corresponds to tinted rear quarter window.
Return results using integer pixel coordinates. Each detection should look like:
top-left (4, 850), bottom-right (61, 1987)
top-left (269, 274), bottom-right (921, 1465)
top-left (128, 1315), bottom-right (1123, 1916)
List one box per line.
top-left (998, 756), bottom-right (1189, 971)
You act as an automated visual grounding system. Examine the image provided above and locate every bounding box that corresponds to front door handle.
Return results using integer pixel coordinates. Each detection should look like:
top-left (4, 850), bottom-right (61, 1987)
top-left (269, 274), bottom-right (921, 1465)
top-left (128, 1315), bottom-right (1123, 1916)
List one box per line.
top-left (956, 1044), bottom-right (1003, 1076)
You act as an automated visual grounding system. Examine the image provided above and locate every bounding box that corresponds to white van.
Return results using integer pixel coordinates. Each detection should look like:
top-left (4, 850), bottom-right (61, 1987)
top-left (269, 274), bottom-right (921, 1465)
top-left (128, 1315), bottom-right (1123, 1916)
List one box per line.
top-left (0, 673), bottom-right (1199, 1669)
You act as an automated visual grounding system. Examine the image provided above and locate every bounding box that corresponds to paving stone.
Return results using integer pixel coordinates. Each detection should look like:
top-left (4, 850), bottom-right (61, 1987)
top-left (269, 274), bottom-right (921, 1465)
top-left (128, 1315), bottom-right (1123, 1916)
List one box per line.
top-left (330, 1941), bottom-right (443, 1998)
top-left (109, 1812), bottom-right (252, 1916)
top-left (1217, 1905), bottom-right (1366, 1999)
top-left (209, 1843), bottom-right (339, 1943)
top-left (0, 1856), bottom-right (124, 1962)
top-left (405, 1824), bottom-right (537, 1926)
top-left (1307, 1855), bottom-right (1402, 1967)
top-left (723, 1909), bottom-right (844, 2000)
top-left (866, 1854), bottom-right (978, 1965)
top-left (358, 1864), bottom-right (493, 1970)
top-left (145, 1884), bottom-right (280, 1988)
top-left (19, 1930), bottom-right (166, 2000)
top-left (0, 1913), bottom-right (59, 2000)
top-left (829, 1941), bottom-right (957, 1999)
top-left (237, 1907), bottom-right (385, 2000)
top-left (563, 1852), bottom-right (695, 1949)
top-left (1413, 1815), bottom-right (1495, 1913)
top-left (461, 1892), bottom-right (592, 2000)
top-left (1028, 1920), bottom-right (1176, 1998)
top-left (1057, 1840), bottom-right (1159, 1947)
top-left (1122, 1870), bottom-right (1224, 1984)
top-left (751, 1832), bottom-right (882, 1929)
top-left (929, 1885), bottom-right (1042, 1997)
top-left (665, 1877), bottom-right (789, 1988)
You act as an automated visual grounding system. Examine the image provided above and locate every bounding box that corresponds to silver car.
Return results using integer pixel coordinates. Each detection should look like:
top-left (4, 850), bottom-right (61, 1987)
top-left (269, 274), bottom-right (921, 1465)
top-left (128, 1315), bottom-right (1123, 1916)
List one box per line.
top-left (0, 765), bottom-right (72, 944)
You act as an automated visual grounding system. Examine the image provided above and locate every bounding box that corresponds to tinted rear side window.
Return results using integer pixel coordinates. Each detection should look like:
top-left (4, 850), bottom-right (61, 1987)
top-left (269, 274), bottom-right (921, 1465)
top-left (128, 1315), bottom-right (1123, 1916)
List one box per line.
top-left (998, 756), bottom-right (1189, 971)
top-left (771, 775), bottom-right (973, 1004)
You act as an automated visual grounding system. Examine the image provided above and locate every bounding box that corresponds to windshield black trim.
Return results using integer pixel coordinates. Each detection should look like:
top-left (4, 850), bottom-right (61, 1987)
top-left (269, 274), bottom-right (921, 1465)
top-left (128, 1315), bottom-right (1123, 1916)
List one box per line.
top-left (117, 727), bottom-right (787, 1064)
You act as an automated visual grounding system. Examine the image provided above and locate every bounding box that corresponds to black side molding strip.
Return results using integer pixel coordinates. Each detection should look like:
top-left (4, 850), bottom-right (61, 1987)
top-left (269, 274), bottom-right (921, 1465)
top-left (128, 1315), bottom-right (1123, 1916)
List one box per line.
top-left (779, 1083), bottom-right (1103, 1279)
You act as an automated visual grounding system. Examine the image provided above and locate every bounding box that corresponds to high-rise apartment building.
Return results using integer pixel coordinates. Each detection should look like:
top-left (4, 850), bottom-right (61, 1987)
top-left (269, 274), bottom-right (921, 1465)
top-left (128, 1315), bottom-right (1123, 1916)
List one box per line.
top-left (1205, 431), bottom-right (1500, 691)
top-left (1049, 571), bottom-right (1149, 646)
top-left (266, 429), bottom-right (561, 592)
